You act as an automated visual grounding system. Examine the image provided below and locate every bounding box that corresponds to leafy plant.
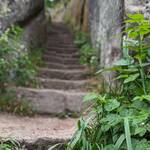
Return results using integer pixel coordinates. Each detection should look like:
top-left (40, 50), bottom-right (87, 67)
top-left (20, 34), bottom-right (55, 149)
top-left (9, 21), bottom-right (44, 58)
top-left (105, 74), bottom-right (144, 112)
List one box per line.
top-left (0, 26), bottom-right (37, 90)
top-left (0, 90), bottom-right (34, 116)
top-left (67, 13), bottom-right (150, 150)
top-left (74, 32), bottom-right (98, 67)
top-left (0, 138), bottom-right (23, 150)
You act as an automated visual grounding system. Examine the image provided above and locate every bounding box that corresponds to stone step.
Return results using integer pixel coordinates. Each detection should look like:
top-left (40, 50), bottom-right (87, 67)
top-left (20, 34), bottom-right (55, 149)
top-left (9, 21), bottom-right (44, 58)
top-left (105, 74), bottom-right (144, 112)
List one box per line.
top-left (47, 43), bottom-right (77, 48)
top-left (38, 68), bottom-right (90, 80)
top-left (47, 46), bottom-right (78, 51)
top-left (0, 113), bottom-right (77, 149)
top-left (43, 58), bottom-right (80, 65)
top-left (44, 62), bottom-right (85, 70)
top-left (37, 77), bottom-right (89, 90)
top-left (43, 55), bottom-right (79, 65)
top-left (45, 49), bottom-right (79, 55)
top-left (17, 87), bottom-right (86, 114)
top-left (47, 39), bottom-right (74, 44)
top-left (44, 51), bottom-right (80, 58)
top-left (47, 34), bottom-right (73, 38)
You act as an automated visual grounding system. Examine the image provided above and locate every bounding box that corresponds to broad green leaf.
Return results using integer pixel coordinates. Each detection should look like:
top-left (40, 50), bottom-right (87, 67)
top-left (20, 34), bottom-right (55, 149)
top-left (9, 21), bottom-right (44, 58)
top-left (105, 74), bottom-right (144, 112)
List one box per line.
top-left (114, 58), bottom-right (134, 66)
top-left (104, 99), bottom-right (120, 112)
top-left (134, 127), bottom-right (147, 137)
top-left (142, 95), bottom-right (150, 102)
top-left (124, 73), bottom-right (139, 83)
top-left (101, 114), bottom-right (122, 131)
top-left (83, 93), bottom-right (98, 102)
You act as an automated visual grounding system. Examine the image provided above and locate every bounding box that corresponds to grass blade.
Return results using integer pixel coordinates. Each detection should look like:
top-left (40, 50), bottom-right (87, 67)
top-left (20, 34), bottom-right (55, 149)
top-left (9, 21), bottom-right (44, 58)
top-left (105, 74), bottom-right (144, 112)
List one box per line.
top-left (114, 134), bottom-right (125, 150)
top-left (48, 143), bottom-right (61, 150)
top-left (124, 118), bottom-right (133, 150)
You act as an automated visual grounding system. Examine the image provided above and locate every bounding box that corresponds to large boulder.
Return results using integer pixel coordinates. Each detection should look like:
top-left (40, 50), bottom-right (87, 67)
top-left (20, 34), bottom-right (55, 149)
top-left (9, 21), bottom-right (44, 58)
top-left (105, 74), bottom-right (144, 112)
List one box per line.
top-left (0, 0), bottom-right (46, 49)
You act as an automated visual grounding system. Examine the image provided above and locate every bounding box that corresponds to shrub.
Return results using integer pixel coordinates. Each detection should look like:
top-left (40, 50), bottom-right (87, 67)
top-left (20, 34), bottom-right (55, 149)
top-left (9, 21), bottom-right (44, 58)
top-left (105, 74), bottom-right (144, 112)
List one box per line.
top-left (0, 138), bottom-right (22, 150)
top-left (0, 26), bottom-right (36, 91)
top-left (74, 31), bottom-right (98, 67)
top-left (0, 90), bottom-right (33, 116)
top-left (67, 13), bottom-right (150, 150)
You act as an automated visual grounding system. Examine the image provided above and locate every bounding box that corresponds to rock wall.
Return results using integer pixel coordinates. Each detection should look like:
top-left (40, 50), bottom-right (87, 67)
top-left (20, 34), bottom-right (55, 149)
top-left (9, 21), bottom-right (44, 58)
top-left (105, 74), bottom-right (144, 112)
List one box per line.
top-left (89, 0), bottom-right (124, 84)
top-left (125, 0), bottom-right (150, 19)
top-left (64, 0), bottom-right (89, 32)
top-left (0, 0), bottom-right (47, 49)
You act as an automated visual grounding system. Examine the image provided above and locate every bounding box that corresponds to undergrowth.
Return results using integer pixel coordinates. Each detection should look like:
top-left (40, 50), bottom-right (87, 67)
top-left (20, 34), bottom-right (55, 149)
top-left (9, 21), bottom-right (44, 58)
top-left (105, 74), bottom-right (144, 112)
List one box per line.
top-left (0, 26), bottom-right (37, 90)
top-left (74, 31), bottom-right (98, 67)
top-left (66, 13), bottom-right (150, 150)
top-left (0, 138), bottom-right (23, 150)
top-left (0, 26), bottom-right (44, 115)
top-left (0, 90), bottom-right (33, 116)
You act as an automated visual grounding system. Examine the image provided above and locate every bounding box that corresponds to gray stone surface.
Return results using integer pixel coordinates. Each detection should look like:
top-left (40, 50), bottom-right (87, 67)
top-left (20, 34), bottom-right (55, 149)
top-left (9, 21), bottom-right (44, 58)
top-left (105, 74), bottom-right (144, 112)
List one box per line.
top-left (0, 0), bottom-right (44, 31)
top-left (0, 113), bottom-right (77, 149)
top-left (125, 0), bottom-right (144, 13)
top-left (23, 10), bottom-right (47, 49)
top-left (17, 88), bottom-right (86, 114)
top-left (0, 0), bottom-right (46, 49)
top-left (144, 0), bottom-right (150, 19)
top-left (89, 0), bottom-right (124, 83)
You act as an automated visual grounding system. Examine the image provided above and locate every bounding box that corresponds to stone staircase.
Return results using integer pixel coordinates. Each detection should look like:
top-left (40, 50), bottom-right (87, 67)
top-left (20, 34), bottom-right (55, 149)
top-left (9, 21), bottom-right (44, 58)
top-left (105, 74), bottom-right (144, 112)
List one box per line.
top-left (0, 23), bottom-right (91, 149)
top-left (18, 22), bottom-right (90, 115)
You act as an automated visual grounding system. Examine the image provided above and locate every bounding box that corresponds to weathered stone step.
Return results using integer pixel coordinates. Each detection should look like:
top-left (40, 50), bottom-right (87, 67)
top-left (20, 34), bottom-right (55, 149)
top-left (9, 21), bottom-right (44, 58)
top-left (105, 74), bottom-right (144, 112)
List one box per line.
top-left (44, 51), bottom-right (80, 58)
top-left (47, 46), bottom-right (78, 51)
top-left (0, 113), bottom-right (77, 150)
top-left (47, 43), bottom-right (77, 48)
top-left (39, 68), bottom-right (90, 80)
top-left (45, 49), bottom-right (79, 55)
top-left (47, 39), bottom-right (74, 44)
top-left (17, 88), bottom-right (86, 114)
top-left (44, 62), bottom-right (85, 70)
top-left (43, 55), bottom-right (79, 65)
top-left (43, 57), bottom-right (80, 65)
top-left (38, 77), bottom-right (89, 90)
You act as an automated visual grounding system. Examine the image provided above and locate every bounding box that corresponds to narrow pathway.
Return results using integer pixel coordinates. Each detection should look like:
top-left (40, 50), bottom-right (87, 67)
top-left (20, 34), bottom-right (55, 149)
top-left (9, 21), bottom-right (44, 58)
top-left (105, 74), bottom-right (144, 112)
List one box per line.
top-left (0, 23), bottom-right (90, 149)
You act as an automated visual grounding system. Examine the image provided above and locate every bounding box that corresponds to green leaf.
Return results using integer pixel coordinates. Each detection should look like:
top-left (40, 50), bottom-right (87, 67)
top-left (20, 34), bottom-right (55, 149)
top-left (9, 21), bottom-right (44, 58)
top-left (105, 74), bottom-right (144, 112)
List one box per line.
top-left (104, 99), bottom-right (120, 112)
top-left (127, 13), bottom-right (144, 20)
top-left (134, 95), bottom-right (150, 102)
top-left (114, 134), bottom-right (125, 150)
top-left (48, 143), bottom-right (61, 150)
top-left (114, 58), bottom-right (134, 66)
top-left (134, 127), bottom-right (147, 137)
top-left (124, 118), bottom-right (133, 150)
top-left (142, 95), bottom-right (150, 102)
top-left (101, 114), bottom-right (122, 131)
top-left (124, 73), bottom-right (139, 83)
top-left (83, 93), bottom-right (98, 102)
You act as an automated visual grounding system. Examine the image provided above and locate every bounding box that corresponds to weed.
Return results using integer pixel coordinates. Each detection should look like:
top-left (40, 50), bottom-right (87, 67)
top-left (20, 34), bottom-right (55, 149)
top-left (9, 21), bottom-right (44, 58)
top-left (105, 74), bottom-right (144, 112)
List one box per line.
top-left (67, 13), bottom-right (150, 150)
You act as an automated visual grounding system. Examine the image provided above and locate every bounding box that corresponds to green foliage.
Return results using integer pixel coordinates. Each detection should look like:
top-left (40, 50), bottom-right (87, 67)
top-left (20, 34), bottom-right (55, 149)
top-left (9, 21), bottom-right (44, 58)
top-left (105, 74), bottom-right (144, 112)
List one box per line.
top-left (45, 0), bottom-right (70, 8)
top-left (0, 90), bottom-right (34, 116)
top-left (74, 32), bottom-right (98, 67)
top-left (0, 26), bottom-right (36, 90)
top-left (45, 0), bottom-right (54, 8)
top-left (67, 13), bottom-right (150, 150)
top-left (0, 26), bottom-right (42, 115)
top-left (0, 138), bottom-right (22, 150)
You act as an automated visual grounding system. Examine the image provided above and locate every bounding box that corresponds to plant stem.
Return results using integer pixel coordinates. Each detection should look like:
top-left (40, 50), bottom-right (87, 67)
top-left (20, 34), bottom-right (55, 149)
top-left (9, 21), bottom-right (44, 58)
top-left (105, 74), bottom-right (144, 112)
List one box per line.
top-left (139, 34), bottom-right (146, 94)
